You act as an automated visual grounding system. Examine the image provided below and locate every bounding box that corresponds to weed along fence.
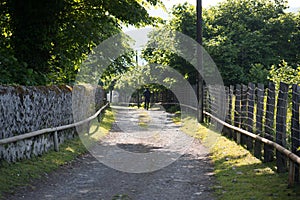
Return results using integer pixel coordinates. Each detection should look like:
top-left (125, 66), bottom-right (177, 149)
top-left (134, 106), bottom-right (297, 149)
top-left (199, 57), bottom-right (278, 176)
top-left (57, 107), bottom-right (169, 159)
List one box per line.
top-left (204, 82), bottom-right (300, 186)
top-left (0, 85), bottom-right (107, 163)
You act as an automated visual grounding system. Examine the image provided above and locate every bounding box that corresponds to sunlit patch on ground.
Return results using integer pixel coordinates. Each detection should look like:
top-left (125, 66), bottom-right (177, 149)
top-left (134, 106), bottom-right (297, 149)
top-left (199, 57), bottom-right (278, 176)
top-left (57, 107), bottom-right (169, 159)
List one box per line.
top-left (138, 111), bottom-right (152, 128)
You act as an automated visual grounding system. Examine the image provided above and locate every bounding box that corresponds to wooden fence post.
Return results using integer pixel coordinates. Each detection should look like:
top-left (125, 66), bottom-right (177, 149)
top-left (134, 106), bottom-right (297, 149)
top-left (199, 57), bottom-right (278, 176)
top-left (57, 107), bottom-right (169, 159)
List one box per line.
top-left (289, 159), bottom-right (296, 187)
top-left (87, 121), bottom-right (91, 135)
top-left (254, 83), bottom-right (264, 159)
top-left (206, 86), bottom-right (212, 123)
top-left (241, 84), bottom-right (248, 146)
top-left (234, 84), bottom-right (241, 144)
top-left (291, 84), bottom-right (300, 182)
top-left (97, 112), bottom-right (101, 123)
top-left (220, 85), bottom-right (227, 131)
top-left (209, 85), bottom-right (218, 130)
top-left (276, 82), bottom-right (289, 173)
top-left (223, 86), bottom-right (230, 136)
top-left (246, 82), bottom-right (255, 151)
top-left (264, 82), bottom-right (276, 162)
top-left (53, 131), bottom-right (59, 152)
top-left (214, 85), bottom-right (221, 130)
top-left (228, 85), bottom-right (234, 139)
top-left (203, 86), bottom-right (209, 123)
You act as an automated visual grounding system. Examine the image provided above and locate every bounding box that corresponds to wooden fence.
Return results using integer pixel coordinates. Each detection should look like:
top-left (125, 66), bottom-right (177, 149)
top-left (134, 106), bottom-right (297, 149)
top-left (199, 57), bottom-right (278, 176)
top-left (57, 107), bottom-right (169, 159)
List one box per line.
top-left (204, 82), bottom-right (300, 186)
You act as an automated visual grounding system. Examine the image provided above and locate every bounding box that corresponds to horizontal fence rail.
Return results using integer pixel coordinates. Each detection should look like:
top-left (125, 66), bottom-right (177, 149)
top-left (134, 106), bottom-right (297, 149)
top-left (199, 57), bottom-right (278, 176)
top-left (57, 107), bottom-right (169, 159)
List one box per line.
top-left (0, 103), bottom-right (109, 149)
top-left (154, 82), bottom-right (300, 187)
top-left (204, 82), bottom-right (300, 187)
top-left (204, 110), bottom-right (300, 165)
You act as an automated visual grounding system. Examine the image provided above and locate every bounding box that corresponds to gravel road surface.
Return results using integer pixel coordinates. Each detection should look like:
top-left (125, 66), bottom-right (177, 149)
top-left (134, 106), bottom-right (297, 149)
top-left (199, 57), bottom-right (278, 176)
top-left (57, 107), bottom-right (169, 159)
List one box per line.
top-left (6, 106), bottom-right (215, 200)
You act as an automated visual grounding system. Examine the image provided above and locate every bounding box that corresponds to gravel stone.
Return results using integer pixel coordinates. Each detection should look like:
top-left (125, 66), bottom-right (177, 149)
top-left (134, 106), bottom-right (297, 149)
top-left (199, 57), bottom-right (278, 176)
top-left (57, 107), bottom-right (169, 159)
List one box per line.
top-left (5, 106), bottom-right (216, 200)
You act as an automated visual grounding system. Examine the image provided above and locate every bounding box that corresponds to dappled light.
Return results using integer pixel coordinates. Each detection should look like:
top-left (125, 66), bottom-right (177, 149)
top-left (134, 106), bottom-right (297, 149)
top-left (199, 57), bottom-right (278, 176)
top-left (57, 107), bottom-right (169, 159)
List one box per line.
top-left (0, 0), bottom-right (299, 199)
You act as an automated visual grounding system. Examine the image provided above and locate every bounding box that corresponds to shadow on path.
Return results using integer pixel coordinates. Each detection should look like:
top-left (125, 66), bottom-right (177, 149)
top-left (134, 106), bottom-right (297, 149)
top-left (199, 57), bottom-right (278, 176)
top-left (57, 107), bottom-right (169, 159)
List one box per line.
top-left (5, 106), bottom-right (216, 200)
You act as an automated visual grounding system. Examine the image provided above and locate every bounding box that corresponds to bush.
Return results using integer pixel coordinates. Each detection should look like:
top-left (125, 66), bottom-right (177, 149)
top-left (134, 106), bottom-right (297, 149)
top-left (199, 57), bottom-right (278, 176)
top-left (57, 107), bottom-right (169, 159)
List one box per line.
top-left (268, 60), bottom-right (300, 88)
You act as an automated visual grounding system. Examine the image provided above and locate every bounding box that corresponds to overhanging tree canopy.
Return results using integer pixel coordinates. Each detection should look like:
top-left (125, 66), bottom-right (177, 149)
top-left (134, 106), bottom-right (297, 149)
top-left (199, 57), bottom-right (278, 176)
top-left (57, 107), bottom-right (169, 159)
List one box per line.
top-left (0, 0), bottom-right (164, 85)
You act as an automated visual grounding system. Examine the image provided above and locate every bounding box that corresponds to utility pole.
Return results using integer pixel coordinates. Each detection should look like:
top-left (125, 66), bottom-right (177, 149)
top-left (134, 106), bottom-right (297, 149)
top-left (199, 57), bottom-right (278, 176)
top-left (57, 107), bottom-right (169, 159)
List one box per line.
top-left (196, 0), bottom-right (204, 123)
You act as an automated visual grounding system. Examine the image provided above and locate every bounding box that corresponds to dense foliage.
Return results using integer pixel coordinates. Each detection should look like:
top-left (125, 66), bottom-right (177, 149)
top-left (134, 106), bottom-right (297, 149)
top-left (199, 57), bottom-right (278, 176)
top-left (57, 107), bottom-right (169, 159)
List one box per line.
top-left (143, 0), bottom-right (300, 86)
top-left (142, 4), bottom-right (198, 85)
top-left (268, 61), bottom-right (300, 88)
top-left (2, 0), bottom-right (299, 87)
top-left (0, 0), bottom-right (163, 85)
top-left (205, 0), bottom-right (300, 85)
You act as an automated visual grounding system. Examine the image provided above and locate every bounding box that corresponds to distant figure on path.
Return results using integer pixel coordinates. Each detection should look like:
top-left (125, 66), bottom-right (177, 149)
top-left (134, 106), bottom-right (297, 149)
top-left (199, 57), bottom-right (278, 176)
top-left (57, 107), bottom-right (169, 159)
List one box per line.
top-left (143, 88), bottom-right (151, 110)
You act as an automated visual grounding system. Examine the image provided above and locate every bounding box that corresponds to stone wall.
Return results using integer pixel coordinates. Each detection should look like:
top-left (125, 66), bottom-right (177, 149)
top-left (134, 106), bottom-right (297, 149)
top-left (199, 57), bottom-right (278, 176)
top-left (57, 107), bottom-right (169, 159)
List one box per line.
top-left (0, 85), bottom-right (105, 162)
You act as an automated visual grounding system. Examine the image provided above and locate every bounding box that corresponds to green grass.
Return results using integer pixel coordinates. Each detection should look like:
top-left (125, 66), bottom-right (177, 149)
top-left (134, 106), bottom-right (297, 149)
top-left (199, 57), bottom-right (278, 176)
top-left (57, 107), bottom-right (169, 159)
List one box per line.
top-left (210, 136), bottom-right (300, 200)
top-left (138, 111), bottom-right (151, 128)
top-left (0, 108), bottom-right (114, 198)
top-left (83, 109), bottom-right (114, 143)
top-left (177, 116), bottom-right (300, 200)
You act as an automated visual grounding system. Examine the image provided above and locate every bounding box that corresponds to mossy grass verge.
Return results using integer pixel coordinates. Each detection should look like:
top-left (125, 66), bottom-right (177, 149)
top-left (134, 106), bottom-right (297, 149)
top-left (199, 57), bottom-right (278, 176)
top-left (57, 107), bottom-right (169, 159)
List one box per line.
top-left (176, 115), bottom-right (300, 200)
top-left (138, 111), bottom-right (151, 128)
top-left (0, 108), bottom-right (114, 198)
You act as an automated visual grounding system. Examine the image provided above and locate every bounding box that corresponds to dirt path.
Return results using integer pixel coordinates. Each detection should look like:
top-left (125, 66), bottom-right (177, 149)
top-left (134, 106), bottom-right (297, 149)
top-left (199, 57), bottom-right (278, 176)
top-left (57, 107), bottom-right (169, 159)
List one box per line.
top-left (6, 106), bottom-right (215, 200)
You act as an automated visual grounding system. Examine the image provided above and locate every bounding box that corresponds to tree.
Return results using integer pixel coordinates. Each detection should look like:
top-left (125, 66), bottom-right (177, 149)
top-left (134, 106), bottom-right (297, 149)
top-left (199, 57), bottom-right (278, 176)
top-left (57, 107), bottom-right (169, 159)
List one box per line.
top-left (204, 0), bottom-right (299, 85)
top-left (143, 3), bottom-right (198, 85)
top-left (0, 0), bottom-right (164, 85)
top-left (268, 60), bottom-right (300, 88)
top-left (143, 0), bottom-right (300, 86)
